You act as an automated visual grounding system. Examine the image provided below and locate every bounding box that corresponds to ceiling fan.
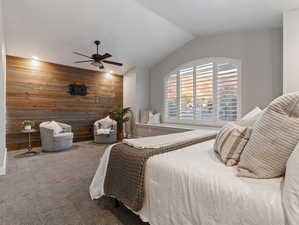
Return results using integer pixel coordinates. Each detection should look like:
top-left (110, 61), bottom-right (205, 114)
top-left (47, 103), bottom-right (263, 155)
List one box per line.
top-left (73, 40), bottom-right (123, 70)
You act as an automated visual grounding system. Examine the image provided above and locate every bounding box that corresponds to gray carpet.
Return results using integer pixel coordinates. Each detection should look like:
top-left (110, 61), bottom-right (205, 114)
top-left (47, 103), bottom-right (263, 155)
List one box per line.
top-left (0, 141), bottom-right (149, 225)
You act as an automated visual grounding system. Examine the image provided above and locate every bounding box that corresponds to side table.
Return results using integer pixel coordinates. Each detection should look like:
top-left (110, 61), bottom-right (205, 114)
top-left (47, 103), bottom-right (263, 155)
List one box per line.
top-left (21, 129), bottom-right (39, 156)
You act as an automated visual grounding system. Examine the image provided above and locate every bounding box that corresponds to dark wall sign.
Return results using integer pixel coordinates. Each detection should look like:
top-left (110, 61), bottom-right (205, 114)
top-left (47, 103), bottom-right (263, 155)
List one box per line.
top-left (69, 84), bottom-right (88, 96)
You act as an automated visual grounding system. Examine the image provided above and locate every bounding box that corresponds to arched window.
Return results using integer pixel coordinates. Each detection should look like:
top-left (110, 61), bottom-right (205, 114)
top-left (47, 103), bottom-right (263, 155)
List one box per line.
top-left (164, 58), bottom-right (241, 126)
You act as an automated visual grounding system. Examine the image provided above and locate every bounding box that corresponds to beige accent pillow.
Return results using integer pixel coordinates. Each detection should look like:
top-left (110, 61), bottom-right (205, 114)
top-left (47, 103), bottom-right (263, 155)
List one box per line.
top-left (237, 107), bottom-right (263, 127)
top-left (214, 123), bottom-right (252, 166)
top-left (237, 92), bottom-right (299, 178)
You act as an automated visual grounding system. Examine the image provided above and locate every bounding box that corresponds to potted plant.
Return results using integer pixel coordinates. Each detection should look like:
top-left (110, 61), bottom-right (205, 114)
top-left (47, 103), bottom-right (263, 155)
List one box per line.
top-left (109, 107), bottom-right (131, 141)
top-left (22, 120), bottom-right (35, 131)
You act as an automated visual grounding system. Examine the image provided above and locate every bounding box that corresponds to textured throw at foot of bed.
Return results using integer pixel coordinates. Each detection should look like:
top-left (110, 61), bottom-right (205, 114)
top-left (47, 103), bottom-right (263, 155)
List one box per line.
top-left (103, 133), bottom-right (216, 211)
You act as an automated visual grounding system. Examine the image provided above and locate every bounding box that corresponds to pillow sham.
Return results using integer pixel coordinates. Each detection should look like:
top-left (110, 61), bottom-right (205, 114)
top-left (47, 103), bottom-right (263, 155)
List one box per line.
top-left (237, 107), bottom-right (263, 127)
top-left (214, 123), bottom-right (252, 166)
top-left (283, 143), bottom-right (299, 225)
top-left (237, 92), bottom-right (299, 178)
top-left (148, 112), bottom-right (160, 124)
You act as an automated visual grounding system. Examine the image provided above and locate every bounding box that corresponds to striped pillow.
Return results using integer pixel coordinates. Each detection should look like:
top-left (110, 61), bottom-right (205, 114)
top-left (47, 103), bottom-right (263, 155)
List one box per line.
top-left (237, 92), bottom-right (299, 178)
top-left (214, 123), bottom-right (252, 166)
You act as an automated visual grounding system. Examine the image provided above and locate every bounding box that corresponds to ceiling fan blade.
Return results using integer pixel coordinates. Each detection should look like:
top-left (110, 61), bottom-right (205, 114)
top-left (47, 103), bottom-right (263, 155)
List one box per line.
top-left (99, 53), bottom-right (112, 60)
top-left (74, 60), bottom-right (93, 63)
top-left (102, 60), bottom-right (123, 66)
top-left (73, 52), bottom-right (93, 59)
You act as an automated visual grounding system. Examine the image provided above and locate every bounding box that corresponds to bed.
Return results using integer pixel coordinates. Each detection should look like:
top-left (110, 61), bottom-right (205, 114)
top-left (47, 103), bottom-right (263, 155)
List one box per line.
top-left (90, 138), bottom-right (285, 225)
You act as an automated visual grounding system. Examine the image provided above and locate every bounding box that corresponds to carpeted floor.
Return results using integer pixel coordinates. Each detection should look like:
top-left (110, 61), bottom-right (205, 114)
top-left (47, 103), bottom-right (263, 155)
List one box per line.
top-left (0, 141), bottom-right (149, 225)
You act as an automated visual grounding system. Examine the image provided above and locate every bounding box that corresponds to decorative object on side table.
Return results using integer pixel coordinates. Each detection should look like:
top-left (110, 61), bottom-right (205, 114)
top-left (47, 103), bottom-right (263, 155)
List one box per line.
top-left (22, 120), bottom-right (35, 131)
top-left (109, 107), bottom-right (131, 141)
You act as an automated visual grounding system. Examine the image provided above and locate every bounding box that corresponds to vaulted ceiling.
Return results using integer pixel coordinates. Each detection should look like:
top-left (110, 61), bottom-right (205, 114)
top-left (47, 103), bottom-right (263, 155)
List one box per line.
top-left (137, 0), bottom-right (299, 35)
top-left (3, 0), bottom-right (299, 74)
top-left (2, 0), bottom-right (193, 74)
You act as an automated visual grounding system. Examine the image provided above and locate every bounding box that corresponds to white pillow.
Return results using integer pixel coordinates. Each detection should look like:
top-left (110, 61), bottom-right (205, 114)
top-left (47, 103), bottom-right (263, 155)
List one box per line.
top-left (99, 116), bottom-right (114, 129)
top-left (283, 143), bottom-right (299, 225)
top-left (147, 112), bottom-right (160, 124)
top-left (237, 107), bottom-right (263, 127)
top-left (44, 121), bottom-right (63, 135)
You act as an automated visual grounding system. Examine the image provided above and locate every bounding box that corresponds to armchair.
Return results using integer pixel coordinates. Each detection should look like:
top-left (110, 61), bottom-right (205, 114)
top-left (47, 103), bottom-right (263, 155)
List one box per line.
top-left (94, 118), bottom-right (117, 144)
top-left (40, 121), bottom-right (74, 152)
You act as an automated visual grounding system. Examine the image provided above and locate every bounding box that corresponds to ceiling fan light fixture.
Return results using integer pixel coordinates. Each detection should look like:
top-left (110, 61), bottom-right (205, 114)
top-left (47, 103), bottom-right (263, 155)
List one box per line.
top-left (90, 61), bottom-right (101, 67)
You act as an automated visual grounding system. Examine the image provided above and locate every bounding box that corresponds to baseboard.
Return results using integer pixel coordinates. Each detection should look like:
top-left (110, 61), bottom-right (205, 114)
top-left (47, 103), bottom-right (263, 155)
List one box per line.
top-left (0, 148), bottom-right (7, 175)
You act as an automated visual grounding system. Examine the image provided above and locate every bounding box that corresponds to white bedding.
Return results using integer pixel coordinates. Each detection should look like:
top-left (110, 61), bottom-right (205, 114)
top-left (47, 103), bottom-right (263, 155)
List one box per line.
top-left (90, 140), bottom-right (285, 225)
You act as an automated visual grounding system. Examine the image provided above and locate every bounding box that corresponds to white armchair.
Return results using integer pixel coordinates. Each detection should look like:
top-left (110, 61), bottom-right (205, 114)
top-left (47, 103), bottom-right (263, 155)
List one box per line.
top-left (94, 117), bottom-right (117, 144)
top-left (40, 121), bottom-right (74, 152)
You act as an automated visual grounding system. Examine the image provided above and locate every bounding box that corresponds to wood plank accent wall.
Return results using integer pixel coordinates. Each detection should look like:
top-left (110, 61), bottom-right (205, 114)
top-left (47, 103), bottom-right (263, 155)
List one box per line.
top-left (6, 56), bottom-right (123, 151)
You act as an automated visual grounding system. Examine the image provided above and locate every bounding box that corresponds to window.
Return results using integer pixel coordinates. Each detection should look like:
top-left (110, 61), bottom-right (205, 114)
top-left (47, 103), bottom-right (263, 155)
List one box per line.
top-left (164, 58), bottom-right (241, 125)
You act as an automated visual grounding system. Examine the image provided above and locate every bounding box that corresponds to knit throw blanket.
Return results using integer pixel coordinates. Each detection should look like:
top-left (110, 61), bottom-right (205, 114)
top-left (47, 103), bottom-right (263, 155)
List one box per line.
top-left (123, 129), bottom-right (218, 149)
top-left (103, 134), bottom-right (216, 211)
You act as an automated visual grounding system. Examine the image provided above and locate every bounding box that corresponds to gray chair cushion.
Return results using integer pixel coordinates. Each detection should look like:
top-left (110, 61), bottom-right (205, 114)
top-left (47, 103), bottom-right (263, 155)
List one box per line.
top-left (54, 132), bottom-right (74, 141)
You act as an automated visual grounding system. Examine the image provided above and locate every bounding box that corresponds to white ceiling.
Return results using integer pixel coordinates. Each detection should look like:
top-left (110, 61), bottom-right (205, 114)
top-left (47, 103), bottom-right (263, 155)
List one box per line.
top-left (137, 0), bottom-right (299, 35)
top-left (2, 0), bottom-right (193, 74)
top-left (3, 0), bottom-right (299, 74)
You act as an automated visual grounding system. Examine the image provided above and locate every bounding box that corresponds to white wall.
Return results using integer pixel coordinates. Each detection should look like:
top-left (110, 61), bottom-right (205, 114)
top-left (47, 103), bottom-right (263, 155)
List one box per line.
top-left (123, 68), bottom-right (150, 121)
top-left (123, 68), bottom-right (137, 117)
top-left (150, 28), bottom-right (283, 119)
top-left (283, 9), bottom-right (299, 94)
top-left (0, 0), bottom-right (6, 175)
top-left (136, 68), bottom-right (150, 119)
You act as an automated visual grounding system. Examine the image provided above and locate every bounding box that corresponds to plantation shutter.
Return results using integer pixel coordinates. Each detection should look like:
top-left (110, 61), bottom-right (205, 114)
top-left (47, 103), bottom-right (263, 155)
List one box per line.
top-left (164, 58), bottom-right (240, 124)
top-left (216, 62), bottom-right (239, 121)
top-left (195, 63), bottom-right (214, 120)
top-left (165, 74), bottom-right (178, 119)
top-left (179, 67), bottom-right (194, 120)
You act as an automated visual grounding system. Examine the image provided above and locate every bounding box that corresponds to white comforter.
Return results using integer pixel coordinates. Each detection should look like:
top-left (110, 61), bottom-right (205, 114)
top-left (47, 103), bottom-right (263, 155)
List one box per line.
top-left (90, 140), bottom-right (285, 225)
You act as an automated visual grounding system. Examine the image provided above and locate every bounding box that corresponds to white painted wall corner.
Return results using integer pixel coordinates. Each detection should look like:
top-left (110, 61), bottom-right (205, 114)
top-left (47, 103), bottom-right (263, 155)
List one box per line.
top-left (0, 148), bottom-right (7, 175)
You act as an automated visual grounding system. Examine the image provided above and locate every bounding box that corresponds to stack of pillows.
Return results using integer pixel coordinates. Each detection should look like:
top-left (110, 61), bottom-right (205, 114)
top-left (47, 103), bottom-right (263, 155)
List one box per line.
top-left (214, 92), bottom-right (299, 179)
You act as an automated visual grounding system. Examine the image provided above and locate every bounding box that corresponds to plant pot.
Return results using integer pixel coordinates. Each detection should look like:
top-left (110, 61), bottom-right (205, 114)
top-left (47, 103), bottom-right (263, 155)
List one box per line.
top-left (117, 131), bottom-right (124, 141)
top-left (24, 125), bottom-right (32, 130)
top-left (117, 124), bottom-right (124, 141)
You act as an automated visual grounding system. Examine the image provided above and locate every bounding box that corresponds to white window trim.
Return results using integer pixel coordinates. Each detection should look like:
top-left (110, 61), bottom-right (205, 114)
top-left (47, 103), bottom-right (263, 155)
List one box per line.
top-left (163, 57), bottom-right (242, 127)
